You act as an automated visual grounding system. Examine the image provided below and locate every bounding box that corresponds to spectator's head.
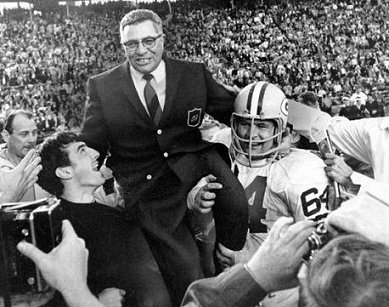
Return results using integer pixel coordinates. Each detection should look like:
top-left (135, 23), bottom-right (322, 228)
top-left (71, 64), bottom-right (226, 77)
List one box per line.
top-left (120, 9), bottom-right (164, 74)
top-left (38, 131), bottom-right (105, 198)
top-left (299, 91), bottom-right (319, 109)
top-left (303, 234), bottom-right (389, 307)
top-left (2, 109), bottom-right (38, 163)
top-left (231, 81), bottom-right (289, 167)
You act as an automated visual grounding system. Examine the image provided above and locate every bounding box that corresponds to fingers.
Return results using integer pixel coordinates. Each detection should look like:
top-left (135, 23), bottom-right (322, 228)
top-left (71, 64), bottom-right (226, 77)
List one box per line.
top-left (282, 220), bottom-right (315, 244)
top-left (294, 228), bottom-right (316, 258)
top-left (204, 174), bottom-right (217, 183)
top-left (217, 243), bottom-right (235, 258)
top-left (195, 176), bottom-right (223, 213)
top-left (283, 221), bottom-right (316, 258)
top-left (216, 243), bottom-right (235, 267)
top-left (119, 289), bottom-right (126, 296)
top-left (16, 149), bottom-right (37, 170)
top-left (268, 217), bottom-right (294, 242)
top-left (17, 240), bottom-right (47, 266)
top-left (198, 205), bottom-right (213, 214)
top-left (61, 220), bottom-right (80, 242)
top-left (324, 152), bottom-right (336, 160)
top-left (26, 165), bottom-right (43, 190)
top-left (203, 182), bottom-right (223, 192)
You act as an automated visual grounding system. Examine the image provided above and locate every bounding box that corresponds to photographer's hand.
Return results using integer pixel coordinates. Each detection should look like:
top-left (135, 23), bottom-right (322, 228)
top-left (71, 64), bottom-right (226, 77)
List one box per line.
top-left (0, 291), bottom-right (54, 307)
top-left (17, 220), bottom-right (104, 307)
top-left (246, 217), bottom-right (315, 292)
top-left (0, 149), bottom-right (42, 203)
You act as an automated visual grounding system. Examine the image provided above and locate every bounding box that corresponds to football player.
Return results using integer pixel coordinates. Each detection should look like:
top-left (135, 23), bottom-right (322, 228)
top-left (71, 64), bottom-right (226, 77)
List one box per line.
top-left (189, 81), bottom-right (332, 306)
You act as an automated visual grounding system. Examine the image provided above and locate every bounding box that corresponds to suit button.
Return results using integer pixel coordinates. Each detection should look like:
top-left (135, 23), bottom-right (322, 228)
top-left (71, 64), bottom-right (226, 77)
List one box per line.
top-left (157, 129), bottom-right (162, 135)
top-left (163, 152), bottom-right (168, 158)
top-left (146, 174), bottom-right (152, 180)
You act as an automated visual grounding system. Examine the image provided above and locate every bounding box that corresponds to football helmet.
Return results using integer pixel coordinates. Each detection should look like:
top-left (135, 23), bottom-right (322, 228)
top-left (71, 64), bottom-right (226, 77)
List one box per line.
top-left (231, 81), bottom-right (288, 167)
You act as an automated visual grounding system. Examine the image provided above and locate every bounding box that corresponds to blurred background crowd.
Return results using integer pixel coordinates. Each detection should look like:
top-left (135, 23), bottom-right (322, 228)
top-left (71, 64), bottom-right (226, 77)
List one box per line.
top-left (0, 0), bottom-right (389, 142)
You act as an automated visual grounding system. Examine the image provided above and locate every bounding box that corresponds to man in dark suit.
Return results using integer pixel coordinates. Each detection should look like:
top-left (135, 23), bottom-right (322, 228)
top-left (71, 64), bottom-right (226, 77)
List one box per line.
top-left (80, 9), bottom-right (248, 305)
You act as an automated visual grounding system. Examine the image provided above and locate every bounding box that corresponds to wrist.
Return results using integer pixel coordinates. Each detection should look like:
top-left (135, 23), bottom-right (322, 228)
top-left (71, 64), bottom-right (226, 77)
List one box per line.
top-left (62, 285), bottom-right (103, 307)
top-left (244, 262), bottom-right (271, 292)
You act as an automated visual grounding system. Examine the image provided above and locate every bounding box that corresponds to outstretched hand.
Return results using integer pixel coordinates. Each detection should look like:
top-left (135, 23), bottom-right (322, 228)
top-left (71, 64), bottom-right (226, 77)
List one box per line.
top-left (17, 220), bottom-right (89, 297)
top-left (0, 149), bottom-right (42, 203)
top-left (246, 217), bottom-right (315, 292)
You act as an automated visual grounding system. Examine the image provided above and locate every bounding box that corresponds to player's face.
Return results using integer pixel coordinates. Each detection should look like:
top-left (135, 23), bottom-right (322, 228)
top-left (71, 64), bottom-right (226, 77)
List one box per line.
top-left (121, 20), bottom-right (164, 74)
top-left (64, 142), bottom-right (105, 188)
top-left (236, 118), bottom-right (276, 157)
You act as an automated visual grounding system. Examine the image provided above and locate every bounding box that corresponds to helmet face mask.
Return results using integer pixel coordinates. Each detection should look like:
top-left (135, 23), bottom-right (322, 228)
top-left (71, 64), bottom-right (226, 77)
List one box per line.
top-left (231, 82), bottom-right (288, 167)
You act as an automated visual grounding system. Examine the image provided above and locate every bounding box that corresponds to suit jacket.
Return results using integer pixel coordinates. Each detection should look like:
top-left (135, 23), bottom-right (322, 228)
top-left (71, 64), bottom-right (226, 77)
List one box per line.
top-left (81, 57), bottom-right (236, 195)
top-left (80, 58), bottom-right (249, 255)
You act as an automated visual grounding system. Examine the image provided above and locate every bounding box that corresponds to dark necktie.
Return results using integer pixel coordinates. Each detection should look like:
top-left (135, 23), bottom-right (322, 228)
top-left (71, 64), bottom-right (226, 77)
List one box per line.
top-left (143, 74), bottom-right (162, 124)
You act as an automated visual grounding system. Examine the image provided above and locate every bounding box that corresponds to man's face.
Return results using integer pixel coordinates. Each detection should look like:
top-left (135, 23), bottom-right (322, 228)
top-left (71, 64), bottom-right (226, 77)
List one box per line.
top-left (121, 20), bottom-right (164, 74)
top-left (6, 114), bottom-right (38, 159)
top-left (235, 118), bottom-right (276, 158)
top-left (64, 142), bottom-right (105, 188)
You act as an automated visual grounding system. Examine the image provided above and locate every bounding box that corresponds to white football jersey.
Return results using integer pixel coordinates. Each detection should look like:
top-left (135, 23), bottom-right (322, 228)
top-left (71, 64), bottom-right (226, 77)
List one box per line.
top-left (264, 148), bottom-right (332, 229)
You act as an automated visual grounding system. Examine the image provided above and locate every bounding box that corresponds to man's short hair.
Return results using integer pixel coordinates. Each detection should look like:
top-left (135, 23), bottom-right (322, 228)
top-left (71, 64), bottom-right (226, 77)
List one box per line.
top-left (298, 91), bottom-right (318, 108)
top-left (3, 110), bottom-right (34, 134)
top-left (120, 9), bottom-right (163, 40)
top-left (37, 131), bottom-right (79, 197)
top-left (303, 234), bottom-right (389, 307)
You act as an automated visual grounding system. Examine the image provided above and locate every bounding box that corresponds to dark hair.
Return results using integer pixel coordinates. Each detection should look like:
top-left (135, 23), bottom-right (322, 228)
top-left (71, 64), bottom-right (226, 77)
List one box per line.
top-left (3, 109), bottom-right (34, 134)
top-left (120, 9), bottom-right (163, 38)
top-left (37, 131), bottom-right (79, 197)
top-left (303, 234), bottom-right (389, 307)
top-left (299, 91), bottom-right (318, 108)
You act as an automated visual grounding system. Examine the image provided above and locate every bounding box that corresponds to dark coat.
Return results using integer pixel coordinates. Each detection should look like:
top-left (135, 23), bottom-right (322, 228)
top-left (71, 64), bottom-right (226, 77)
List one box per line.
top-left (80, 58), bottom-right (249, 304)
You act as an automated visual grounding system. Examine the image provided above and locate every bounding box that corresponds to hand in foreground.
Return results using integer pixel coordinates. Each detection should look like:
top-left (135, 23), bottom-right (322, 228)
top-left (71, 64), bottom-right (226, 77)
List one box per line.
top-left (216, 243), bottom-right (236, 270)
top-left (0, 149), bottom-right (42, 203)
top-left (193, 174), bottom-right (223, 214)
top-left (0, 291), bottom-right (54, 307)
top-left (17, 220), bottom-right (89, 297)
top-left (246, 217), bottom-right (315, 292)
top-left (324, 153), bottom-right (353, 187)
top-left (98, 288), bottom-right (125, 307)
top-left (327, 193), bottom-right (389, 247)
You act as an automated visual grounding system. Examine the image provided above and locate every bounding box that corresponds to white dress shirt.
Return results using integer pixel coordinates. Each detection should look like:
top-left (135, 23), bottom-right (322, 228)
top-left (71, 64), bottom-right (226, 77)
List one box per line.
top-left (130, 60), bottom-right (166, 115)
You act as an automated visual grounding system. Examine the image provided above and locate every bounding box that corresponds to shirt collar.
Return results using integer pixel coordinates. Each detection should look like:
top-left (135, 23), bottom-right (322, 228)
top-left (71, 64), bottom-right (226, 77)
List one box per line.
top-left (130, 60), bottom-right (165, 83)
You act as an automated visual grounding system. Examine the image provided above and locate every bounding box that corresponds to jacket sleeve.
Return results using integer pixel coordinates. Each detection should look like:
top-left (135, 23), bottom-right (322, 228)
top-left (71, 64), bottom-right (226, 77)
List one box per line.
top-left (203, 64), bottom-right (236, 126)
top-left (80, 77), bottom-right (109, 163)
top-left (181, 264), bottom-right (267, 307)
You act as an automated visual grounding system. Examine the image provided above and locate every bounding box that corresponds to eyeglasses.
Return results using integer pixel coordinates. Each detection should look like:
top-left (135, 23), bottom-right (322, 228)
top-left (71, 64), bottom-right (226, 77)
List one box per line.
top-left (122, 34), bottom-right (163, 51)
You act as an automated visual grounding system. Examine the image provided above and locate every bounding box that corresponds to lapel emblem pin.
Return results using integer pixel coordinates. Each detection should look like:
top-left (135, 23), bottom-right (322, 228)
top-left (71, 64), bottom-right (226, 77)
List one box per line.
top-left (187, 108), bottom-right (202, 127)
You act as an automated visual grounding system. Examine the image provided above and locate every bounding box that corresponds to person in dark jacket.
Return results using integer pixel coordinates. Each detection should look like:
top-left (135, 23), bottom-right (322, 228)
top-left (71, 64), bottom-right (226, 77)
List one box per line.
top-left (80, 9), bottom-right (249, 304)
top-left (37, 131), bottom-right (171, 307)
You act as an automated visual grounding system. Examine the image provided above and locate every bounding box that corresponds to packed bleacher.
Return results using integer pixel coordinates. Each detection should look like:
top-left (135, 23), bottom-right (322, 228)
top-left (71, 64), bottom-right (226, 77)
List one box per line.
top-left (0, 0), bottom-right (389, 137)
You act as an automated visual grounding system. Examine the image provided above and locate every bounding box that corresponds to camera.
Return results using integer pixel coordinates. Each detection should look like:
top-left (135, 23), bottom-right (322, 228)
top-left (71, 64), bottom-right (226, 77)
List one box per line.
top-left (303, 221), bottom-right (332, 262)
top-left (0, 198), bottom-right (63, 295)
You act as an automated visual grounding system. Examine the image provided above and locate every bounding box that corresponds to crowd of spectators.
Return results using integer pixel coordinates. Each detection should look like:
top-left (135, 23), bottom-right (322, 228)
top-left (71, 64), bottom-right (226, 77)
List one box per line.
top-left (0, 0), bottom-right (388, 136)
